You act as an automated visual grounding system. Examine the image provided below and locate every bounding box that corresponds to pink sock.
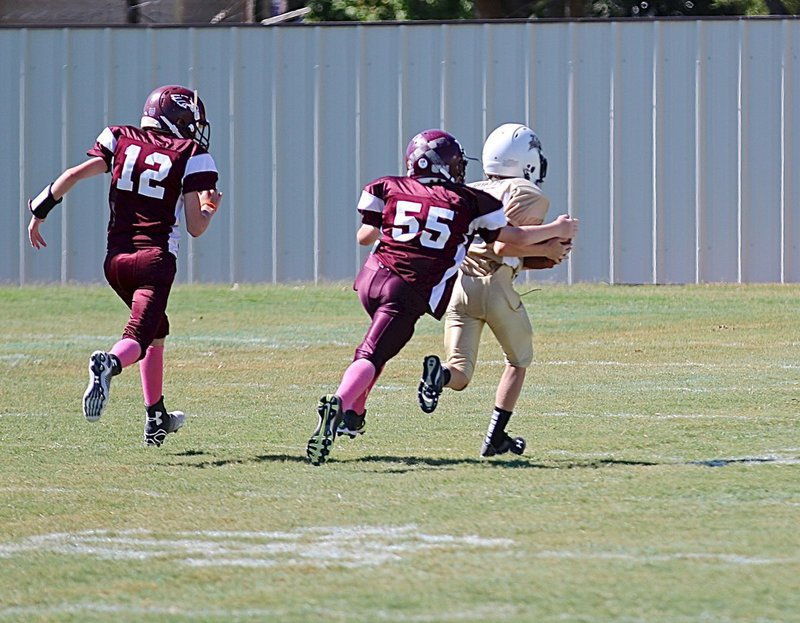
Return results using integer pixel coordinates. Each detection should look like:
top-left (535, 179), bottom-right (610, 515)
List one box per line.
top-left (109, 338), bottom-right (141, 368)
top-left (139, 344), bottom-right (165, 407)
top-left (351, 367), bottom-right (382, 414)
top-left (335, 359), bottom-right (376, 412)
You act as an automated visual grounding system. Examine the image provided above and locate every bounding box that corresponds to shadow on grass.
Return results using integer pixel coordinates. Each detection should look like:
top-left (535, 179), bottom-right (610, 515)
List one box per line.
top-left (348, 455), bottom-right (799, 471)
top-left (167, 450), bottom-right (660, 471)
top-left (350, 455), bottom-right (660, 473)
top-left (169, 450), bottom-right (306, 468)
top-left (689, 456), bottom-right (800, 467)
top-left (167, 450), bottom-right (799, 470)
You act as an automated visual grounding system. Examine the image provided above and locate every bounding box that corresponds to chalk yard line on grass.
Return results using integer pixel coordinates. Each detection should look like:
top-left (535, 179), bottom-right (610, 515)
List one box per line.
top-left (0, 485), bottom-right (166, 498)
top-left (0, 524), bottom-right (513, 569)
top-left (0, 602), bottom-right (521, 622)
top-left (547, 449), bottom-right (800, 467)
top-left (0, 354), bottom-right (35, 364)
top-left (544, 359), bottom-right (798, 370)
top-left (0, 333), bottom-right (351, 348)
top-left (533, 550), bottom-right (800, 565)
top-left (542, 411), bottom-right (755, 420)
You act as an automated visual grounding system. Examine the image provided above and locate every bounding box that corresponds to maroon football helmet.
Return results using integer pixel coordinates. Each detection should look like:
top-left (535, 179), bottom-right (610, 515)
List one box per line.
top-left (405, 129), bottom-right (468, 184)
top-left (140, 85), bottom-right (211, 149)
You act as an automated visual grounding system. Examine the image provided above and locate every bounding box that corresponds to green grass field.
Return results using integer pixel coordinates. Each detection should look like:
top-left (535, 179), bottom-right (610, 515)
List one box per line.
top-left (1, 282), bottom-right (799, 622)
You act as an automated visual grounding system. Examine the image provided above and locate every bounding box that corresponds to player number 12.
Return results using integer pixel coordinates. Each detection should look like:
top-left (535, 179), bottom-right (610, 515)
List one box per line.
top-left (116, 144), bottom-right (173, 200)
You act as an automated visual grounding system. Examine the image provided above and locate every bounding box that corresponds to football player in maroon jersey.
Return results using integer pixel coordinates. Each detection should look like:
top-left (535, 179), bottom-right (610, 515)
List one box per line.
top-left (26, 85), bottom-right (222, 447)
top-left (306, 129), bottom-right (578, 466)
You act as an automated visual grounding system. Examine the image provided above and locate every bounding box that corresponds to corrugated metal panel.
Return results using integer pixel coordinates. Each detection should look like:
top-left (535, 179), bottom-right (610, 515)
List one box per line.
top-left (232, 27), bottom-right (275, 283)
top-left (784, 21), bottom-right (800, 282)
top-left (570, 22), bottom-right (614, 284)
top-left (613, 21), bottom-right (656, 285)
top-left (654, 21), bottom-right (697, 284)
top-left (22, 29), bottom-right (68, 284)
top-left (3, 19), bottom-right (797, 286)
top-left (696, 21), bottom-right (740, 283)
top-left (0, 29), bottom-right (22, 283)
top-left (273, 27), bottom-right (316, 282)
top-left (740, 20), bottom-right (784, 283)
top-left (316, 26), bottom-right (359, 282)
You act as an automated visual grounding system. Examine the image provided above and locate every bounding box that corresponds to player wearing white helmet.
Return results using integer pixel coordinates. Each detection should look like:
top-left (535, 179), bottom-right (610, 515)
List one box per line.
top-left (417, 123), bottom-right (578, 457)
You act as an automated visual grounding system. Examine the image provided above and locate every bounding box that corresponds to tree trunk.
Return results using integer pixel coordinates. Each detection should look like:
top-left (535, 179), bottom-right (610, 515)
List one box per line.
top-left (568, 0), bottom-right (585, 16)
top-left (244, 0), bottom-right (255, 21)
top-left (126, 0), bottom-right (140, 23)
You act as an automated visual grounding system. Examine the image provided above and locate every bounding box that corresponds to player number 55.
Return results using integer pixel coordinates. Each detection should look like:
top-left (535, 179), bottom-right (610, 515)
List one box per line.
top-left (392, 200), bottom-right (454, 249)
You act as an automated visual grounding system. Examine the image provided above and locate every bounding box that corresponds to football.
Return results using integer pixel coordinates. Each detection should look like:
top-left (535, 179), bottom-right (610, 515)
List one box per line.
top-left (523, 238), bottom-right (572, 270)
top-left (522, 256), bottom-right (557, 270)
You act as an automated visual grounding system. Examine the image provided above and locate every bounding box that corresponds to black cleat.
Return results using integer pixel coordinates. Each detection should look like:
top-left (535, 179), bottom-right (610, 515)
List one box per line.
top-left (480, 433), bottom-right (526, 458)
top-left (337, 409), bottom-right (366, 439)
top-left (82, 351), bottom-right (116, 422)
top-left (143, 397), bottom-right (185, 447)
top-left (307, 394), bottom-right (343, 466)
top-left (418, 355), bottom-right (443, 414)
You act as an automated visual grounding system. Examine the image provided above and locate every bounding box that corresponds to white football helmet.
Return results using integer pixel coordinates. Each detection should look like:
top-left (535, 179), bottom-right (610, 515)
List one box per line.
top-left (482, 123), bottom-right (547, 184)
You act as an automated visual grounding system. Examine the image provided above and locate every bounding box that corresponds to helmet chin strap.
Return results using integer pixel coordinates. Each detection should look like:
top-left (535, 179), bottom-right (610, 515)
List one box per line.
top-left (424, 148), bottom-right (457, 183)
top-left (159, 115), bottom-right (184, 139)
top-left (431, 164), bottom-right (455, 183)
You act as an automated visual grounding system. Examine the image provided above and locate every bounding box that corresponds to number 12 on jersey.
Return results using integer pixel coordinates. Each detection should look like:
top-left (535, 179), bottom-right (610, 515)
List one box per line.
top-left (116, 144), bottom-right (173, 200)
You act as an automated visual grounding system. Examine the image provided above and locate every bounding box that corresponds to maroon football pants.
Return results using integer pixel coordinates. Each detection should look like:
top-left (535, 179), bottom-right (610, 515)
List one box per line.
top-left (103, 248), bottom-right (176, 357)
top-left (353, 254), bottom-right (428, 370)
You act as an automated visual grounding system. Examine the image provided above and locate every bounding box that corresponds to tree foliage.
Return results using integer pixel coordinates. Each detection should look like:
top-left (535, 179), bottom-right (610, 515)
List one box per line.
top-left (306, 0), bottom-right (796, 19)
top-left (306, 0), bottom-right (472, 21)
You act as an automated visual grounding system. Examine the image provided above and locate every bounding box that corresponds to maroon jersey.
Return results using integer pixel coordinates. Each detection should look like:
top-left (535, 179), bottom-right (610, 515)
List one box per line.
top-left (87, 125), bottom-right (218, 256)
top-left (358, 175), bottom-right (507, 319)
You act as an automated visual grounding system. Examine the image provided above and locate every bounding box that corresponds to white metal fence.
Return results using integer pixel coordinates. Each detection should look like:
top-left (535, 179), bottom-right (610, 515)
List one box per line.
top-left (2, 18), bottom-right (798, 285)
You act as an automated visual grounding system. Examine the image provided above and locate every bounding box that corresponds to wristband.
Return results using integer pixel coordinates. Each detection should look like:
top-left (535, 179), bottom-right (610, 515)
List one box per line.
top-left (28, 183), bottom-right (62, 219)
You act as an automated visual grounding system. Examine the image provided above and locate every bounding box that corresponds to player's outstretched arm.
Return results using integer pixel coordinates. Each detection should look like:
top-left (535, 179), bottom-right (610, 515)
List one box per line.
top-left (495, 237), bottom-right (572, 263)
top-left (185, 188), bottom-right (223, 237)
top-left (496, 214), bottom-right (578, 247)
top-left (26, 157), bottom-right (107, 250)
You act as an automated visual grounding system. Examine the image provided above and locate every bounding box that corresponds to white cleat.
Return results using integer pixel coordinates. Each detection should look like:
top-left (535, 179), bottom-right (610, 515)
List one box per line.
top-left (417, 355), bottom-right (443, 414)
top-left (82, 351), bottom-right (115, 422)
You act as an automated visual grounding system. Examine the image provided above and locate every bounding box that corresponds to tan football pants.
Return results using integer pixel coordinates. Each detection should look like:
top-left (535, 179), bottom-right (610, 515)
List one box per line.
top-left (443, 265), bottom-right (534, 383)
